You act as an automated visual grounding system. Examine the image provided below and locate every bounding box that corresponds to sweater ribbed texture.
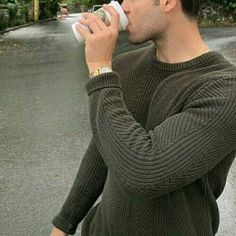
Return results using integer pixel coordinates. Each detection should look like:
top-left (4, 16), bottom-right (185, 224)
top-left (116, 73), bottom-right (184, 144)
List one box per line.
top-left (53, 45), bottom-right (236, 236)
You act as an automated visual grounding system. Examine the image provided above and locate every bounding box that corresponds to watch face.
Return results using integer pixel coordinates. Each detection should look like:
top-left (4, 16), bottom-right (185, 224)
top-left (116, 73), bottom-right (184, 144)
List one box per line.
top-left (89, 66), bottom-right (112, 78)
top-left (101, 67), bottom-right (113, 73)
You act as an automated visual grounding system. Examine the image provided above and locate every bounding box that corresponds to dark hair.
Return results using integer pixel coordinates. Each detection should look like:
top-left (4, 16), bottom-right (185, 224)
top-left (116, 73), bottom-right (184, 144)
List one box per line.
top-left (180, 0), bottom-right (201, 19)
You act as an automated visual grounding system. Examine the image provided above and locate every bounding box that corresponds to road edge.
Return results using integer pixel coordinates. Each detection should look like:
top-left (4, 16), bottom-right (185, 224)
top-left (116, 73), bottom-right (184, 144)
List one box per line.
top-left (0, 18), bottom-right (57, 35)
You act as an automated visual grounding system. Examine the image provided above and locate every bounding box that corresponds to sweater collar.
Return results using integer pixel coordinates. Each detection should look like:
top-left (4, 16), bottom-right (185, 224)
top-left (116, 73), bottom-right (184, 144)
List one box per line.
top-left (148, 44), bottom-right (224, 72)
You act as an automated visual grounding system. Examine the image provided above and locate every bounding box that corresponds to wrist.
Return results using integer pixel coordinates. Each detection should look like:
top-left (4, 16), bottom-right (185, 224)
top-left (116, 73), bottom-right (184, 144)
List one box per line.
top-left (89, 65), bottom-right (113, 79)
top-left (88, 62), bottom-right (112, 74)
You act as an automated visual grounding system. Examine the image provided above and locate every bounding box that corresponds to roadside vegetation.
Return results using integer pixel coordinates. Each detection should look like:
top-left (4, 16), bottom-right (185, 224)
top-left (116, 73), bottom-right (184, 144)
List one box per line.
top-left (0, 0), bottom-right (61, 31)
top-left (199, 0), bottom-right (236, 26)
top-left (0, 0), bottom-right (236, 31)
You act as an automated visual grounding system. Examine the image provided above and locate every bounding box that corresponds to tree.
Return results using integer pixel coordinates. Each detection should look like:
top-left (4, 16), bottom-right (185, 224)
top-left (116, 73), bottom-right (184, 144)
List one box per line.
top-left (64, 0), bottom-right (110, 8)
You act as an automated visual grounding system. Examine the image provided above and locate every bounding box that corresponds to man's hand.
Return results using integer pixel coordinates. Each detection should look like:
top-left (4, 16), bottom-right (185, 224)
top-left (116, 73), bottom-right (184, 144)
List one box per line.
top-left (76, 4), bottom-right (119, 73)
top-left (50, 226), bottom-right (68, 236)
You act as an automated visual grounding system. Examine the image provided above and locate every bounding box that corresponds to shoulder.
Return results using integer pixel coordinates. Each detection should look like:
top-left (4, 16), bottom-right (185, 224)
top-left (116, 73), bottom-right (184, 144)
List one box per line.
top-left (192, 60), bottom-right (236, 96)
top-left (184, 76), bottom-right (236, 125)
top-left (173, 54), bottom-right (236, 101)
top-left (201, 76), bottom-right (235, 100)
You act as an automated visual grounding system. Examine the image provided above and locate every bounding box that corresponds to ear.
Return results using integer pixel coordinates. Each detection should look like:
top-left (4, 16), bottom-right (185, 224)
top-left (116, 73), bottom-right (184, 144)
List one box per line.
top-left (160, 0), bottom-right (177, 13)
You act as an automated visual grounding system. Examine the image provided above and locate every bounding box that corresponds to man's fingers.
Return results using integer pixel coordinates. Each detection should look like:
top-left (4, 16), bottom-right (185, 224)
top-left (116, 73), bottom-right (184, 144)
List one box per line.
top-left (79, 13), bottom-right (106, 32)
top-left (81, 12), bottom-right (93, 19)
top-left (80, 7), bottom-right (119, 31)
top-left (79, 18), bottom-right (101, 33)
top-left (76, 23), bottom-right (91, 39)
top-left (95, 18), bottom-right (107, 30)
top-left (102, 4), bottom-right (120, 30)
top-left (75, 6), bottom-right (119, 41)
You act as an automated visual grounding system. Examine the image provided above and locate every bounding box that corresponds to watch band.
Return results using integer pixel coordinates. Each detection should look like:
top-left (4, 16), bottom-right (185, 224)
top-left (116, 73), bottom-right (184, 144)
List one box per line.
top-left (89, 65), bottom-right (113, 79)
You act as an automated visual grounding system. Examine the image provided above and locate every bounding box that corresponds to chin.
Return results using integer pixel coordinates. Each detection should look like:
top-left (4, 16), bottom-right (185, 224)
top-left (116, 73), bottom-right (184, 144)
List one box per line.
top-left (128, 35), bottom-right (148, 45)
top-left (127, 31), bottom-right (150, 45)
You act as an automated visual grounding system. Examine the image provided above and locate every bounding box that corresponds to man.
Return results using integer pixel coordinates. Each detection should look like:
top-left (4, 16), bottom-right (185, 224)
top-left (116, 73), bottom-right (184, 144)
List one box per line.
top-left (51, 0), bottom-right (236, 235)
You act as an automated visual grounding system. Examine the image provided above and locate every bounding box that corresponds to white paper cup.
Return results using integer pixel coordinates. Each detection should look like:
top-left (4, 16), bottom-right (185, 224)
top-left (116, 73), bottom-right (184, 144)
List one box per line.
top-left (72, 1), bottom-right (128, 44)
top-left (109, 1), bottom-right (128, 31)
top-left (72, 14), bottom-right (89, 44)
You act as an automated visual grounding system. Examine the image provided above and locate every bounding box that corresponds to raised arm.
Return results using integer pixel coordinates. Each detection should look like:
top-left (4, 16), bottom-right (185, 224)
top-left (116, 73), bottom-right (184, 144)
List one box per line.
top-left (52, 137), bottom-right (107, 235)
top-left (86, 74), bottom-right (236, 198)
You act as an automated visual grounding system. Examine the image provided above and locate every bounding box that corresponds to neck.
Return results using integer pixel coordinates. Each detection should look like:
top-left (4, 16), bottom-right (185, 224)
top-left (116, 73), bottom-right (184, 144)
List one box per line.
top-left (154, 20), bottom-right (210, 64)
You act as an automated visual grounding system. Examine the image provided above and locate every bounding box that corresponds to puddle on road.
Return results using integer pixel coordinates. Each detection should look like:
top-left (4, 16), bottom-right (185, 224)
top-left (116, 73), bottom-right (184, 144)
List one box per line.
top-left (0, 40), bottom-right (30, 55)
top-left (0, 41), bottom-right (20, 54)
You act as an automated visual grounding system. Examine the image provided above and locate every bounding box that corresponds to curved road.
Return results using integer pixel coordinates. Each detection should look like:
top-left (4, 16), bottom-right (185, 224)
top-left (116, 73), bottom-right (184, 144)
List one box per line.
top-left (0, 15), bottom-right (235, 236)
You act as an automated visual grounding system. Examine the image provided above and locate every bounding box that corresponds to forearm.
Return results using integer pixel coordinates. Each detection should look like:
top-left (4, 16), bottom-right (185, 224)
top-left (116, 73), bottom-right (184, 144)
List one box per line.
top-left (53, 137), bottom-right (107, 235)
top-left (86, 74), bottom-right (236, 198)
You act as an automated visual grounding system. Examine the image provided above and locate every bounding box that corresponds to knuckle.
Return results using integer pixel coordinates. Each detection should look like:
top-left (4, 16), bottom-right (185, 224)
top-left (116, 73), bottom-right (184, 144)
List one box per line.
top-left (113, 11), bottom-right (119, 17)
top-left (88, 19), bottom-right (96, 26)
top-left (92, 19), bottom-right (97, 24)
top-left (106, 30), bottom-right (117, 39)
top-left (106, 30), bottom-right (113, 37)
top-left (88, 37), bottom-right (95, 44)
top-left (94, 15), bottom-right (100, 20)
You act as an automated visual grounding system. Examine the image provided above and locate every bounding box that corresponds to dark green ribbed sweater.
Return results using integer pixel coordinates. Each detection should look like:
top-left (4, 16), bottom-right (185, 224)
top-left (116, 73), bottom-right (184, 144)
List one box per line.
top-left (53, 45), bottom-right (236, 236)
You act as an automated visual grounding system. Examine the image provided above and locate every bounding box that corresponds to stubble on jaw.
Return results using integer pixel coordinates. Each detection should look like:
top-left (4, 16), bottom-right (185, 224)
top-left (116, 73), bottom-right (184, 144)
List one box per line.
top-left (128, 0), bottom-right (163, 44)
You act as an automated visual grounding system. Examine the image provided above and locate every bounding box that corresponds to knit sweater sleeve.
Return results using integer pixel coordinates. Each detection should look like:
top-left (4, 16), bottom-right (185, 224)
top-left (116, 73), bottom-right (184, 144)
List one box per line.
top-left (52, 137), bottom-right (107, 235)
top-left (85, 73), bottom-right (236, 198)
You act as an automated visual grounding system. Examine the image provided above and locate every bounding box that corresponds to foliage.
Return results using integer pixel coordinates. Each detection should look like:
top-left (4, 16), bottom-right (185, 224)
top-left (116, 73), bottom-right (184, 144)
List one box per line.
top-left (6, 0), bottom-right (31, 4)
top-left (6, 1), bottom-right (31, 26)
top-left (62, 0), bottom-right (236, 13)
top-left (39, 0), bottom-right (61, 19)
top-left (0, 0), bottom-right (8, 30)
top-left (80, 0), bottom-right (110, 7)
top-left (208, 0), bottom-right (236, 12)
top-left (64, 0), bottom-right (109, 9)
top-left (0, 13), bottom-right (8, 30)
top-left (0, 0), bottom-right (7, 4)
top-left (206, 0), bottom-right (236, 21)
top-left (77, 0), bottom-right (236, 11)
top-left (216, 0), bottom-right (236, 7)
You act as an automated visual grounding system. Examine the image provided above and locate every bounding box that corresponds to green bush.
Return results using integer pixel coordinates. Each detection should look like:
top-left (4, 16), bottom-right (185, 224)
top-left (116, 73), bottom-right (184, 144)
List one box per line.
top-left (8, 3), bottom-right (18, 26)
top-left (0, 3), bottom-right (9, 30)
top-left (199, 0), bottom-right (236, 24)
top-left (0, 0), bottom-right (7, 4)
top-left (212, 0), bottom-right (236, 11)
top-left (7, 1), bottom-right (28, 26)
top-left (8, 3), bottom-right (17, 19)
top-left (0, 14), bottom-right (8, 30)
top-left (44, 9), bottom-right (52, 18)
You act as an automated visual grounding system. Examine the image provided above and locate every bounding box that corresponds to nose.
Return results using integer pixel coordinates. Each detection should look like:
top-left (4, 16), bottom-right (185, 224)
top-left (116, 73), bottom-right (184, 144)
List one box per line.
top-left (121, 0), bottom-right (130, 14)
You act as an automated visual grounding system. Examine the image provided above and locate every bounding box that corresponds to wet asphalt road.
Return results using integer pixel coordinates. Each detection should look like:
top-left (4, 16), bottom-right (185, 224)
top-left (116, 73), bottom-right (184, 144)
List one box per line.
top-left (0, 15), bottom-right (236, 236)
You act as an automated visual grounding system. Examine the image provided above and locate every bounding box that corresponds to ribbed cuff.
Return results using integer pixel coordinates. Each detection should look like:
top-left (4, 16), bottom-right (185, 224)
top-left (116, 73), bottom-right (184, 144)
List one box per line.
top-left (52, 215), bottom-right (77, 235)
top-left (85, 72), bottom-right (121, 96)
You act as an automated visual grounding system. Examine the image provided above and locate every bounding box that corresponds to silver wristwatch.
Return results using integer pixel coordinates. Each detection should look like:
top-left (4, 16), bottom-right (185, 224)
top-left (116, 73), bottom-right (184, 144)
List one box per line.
top-left (89, 65), bottom-right (113, 79)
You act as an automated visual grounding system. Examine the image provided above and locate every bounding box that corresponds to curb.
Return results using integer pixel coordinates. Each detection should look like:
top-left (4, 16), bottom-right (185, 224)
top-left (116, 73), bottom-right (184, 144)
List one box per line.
top-left (0, 18), bottom-right (57, 35)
